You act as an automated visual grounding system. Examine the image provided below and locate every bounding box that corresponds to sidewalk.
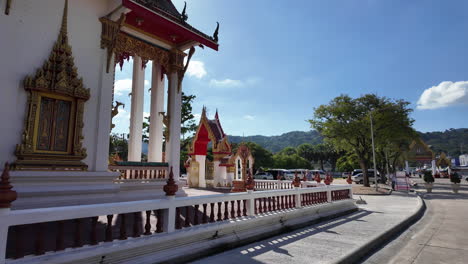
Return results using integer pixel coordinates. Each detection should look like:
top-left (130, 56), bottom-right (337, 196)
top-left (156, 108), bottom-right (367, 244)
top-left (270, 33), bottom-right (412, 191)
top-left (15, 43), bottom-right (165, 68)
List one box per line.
top-left (191, 193), bottom-right (423, 264)
top-left (363, 178), bottom-right (468, 264)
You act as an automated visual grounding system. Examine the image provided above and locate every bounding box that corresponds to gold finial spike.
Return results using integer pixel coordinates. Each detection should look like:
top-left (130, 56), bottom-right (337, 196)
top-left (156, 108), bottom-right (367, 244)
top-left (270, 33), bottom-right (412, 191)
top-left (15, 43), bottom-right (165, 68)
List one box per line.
top-left (59, 0), bottom-right (69, 42)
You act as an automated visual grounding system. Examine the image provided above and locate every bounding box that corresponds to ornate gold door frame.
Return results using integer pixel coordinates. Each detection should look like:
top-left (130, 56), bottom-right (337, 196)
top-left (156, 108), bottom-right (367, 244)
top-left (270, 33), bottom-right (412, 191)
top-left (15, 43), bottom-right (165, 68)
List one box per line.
top-left (14, 0), bottom-right (90, 170)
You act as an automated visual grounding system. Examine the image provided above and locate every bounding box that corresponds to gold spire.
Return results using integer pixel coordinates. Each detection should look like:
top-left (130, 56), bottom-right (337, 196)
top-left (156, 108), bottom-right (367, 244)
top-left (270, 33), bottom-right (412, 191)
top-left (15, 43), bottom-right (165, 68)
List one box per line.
top-left (59, 0), bottom-right (69, 43)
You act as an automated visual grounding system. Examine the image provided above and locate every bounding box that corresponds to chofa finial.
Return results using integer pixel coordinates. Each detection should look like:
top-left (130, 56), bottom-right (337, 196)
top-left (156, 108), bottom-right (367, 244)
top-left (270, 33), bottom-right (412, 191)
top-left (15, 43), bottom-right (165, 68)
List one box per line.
top-left (181, 1), bottom-right (188, 21)
top-left (213, 22), bottom-right (219, 42)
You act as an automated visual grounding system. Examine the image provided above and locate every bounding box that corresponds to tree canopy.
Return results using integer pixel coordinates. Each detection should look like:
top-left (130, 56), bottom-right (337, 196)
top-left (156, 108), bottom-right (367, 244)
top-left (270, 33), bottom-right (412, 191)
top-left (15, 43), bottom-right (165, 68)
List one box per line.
top-left (309, 94), bottom-right (416, 186)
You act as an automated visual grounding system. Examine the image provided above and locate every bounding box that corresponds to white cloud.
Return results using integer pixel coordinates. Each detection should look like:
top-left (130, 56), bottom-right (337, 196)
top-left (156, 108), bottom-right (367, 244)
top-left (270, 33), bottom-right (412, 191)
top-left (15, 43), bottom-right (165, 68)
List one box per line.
top-left (417, 81), bottom-right (468, 110)
top-left (193, 113), bottom-right (201, 123)
top-left (143, 112), bottom-right (150, 118)
top-left (115, 108), bottom-right (129, 119)
top-left (114, 79), bottom-right (132, 96)
top-left (209, 77), bottom-right (260, 88)
top-left (114, 79), bottom-right (150, 95)
top-left (187, 60), bottom-right (207, 79)
top-left (210, 78), bottom-right (243, 87)
top-left (243, 115), bottom-right (255, 120)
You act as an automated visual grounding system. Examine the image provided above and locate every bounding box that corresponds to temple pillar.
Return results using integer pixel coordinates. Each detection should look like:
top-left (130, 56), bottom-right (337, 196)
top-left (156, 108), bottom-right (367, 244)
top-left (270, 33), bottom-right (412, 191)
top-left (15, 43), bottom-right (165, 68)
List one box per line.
top-left (196, 155), bottom-right (207, 188)
top-left (128, 56), bottom-right (145, 162)
top-left (148, 62), bottom-right (165, 162)
top-left (166, 70), bottom-right (182, 179)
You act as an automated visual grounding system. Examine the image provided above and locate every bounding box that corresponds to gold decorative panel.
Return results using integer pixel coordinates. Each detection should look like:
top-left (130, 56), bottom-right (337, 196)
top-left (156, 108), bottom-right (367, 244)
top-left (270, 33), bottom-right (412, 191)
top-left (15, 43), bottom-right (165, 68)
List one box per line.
top-left (14, 0), bottom-right (90, 170)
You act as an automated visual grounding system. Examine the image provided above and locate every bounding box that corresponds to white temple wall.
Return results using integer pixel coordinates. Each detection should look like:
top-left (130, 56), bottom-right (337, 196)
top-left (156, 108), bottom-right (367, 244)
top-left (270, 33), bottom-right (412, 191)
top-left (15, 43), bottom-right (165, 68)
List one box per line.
top-left (0, 0), bottom-right (120, 171)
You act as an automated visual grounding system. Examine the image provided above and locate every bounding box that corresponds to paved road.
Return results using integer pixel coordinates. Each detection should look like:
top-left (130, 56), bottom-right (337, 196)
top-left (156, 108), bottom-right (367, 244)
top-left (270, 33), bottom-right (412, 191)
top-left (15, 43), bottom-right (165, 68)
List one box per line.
top-left (362, 177), bottom-right (468, 264)
top-left (191, 194), bottom-right (421, 264)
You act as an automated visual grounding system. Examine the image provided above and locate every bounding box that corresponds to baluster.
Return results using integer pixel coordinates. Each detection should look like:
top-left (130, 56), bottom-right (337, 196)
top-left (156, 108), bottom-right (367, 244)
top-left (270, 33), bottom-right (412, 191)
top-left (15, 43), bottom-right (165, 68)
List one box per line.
top-left (259, 198), bottom-right (264, 213)
top-left (292, 195), bottom-right (296, 207)
top-left (230, 201), bottom-right (236, 219)
top-left (35, 223), bottom-right (45, 255)
top-left (124, 170), bottom-right (128, 179)
top-left (202, 204), bottom-right (208, 224)
top-left (132, 212), bottom-right (140, 237)
top-left (273, 196), bottom-right (277, 211)
top-left (74, 219), bottom-right (83, 248)
top-left (210, 203), bottom-right (215, 222)
top-left (237, 200), bottom-right (241, 217)
top-left (217, 202), bottom-right (223, 221)
top-left (144, 211), bottom-right (152, 235)
top-left (105, 215), bottom-right (114, 242)
top-left (185, 206), bottom-right (191, 227)
top-left (224, 201), bottom-right (229, 220)
top-left (119, 214), bottom-right (127, 240)
top-left (289, 195), bottom-right (293, 208)
top-left (54, 221), bottom-right (64, 252)
top-left (90, 216), bottom-right (98, 245)
top-left (194, 205), bottom-right (200, 225)
top-left (243, 200), bottom-right (247, 216)
top-left (14, 225), bottom-right (24, 258)
top-left (263, 197), bottom-right (268, 212)
top-left (175, 208), bottom-right (182, 229)
top-left (155, 209), bottom-right (163, 233)
top-left (267, 197), bottom-right (272, 212)
top-left (280, 195), bottom-right (284, 209)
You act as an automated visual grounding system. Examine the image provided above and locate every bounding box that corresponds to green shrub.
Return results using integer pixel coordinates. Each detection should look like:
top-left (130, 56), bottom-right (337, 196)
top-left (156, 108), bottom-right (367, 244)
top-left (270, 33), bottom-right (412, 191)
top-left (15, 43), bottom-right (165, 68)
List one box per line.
top-left (423, 170), bottom-right (434, 183)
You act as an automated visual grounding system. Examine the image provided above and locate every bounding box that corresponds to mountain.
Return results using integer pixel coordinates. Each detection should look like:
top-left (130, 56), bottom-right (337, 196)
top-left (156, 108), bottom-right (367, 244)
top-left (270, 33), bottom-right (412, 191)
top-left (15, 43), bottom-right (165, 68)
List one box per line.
top-left (229, 131), bottom-right (322, 153)
top-left (229, 128), bottom-right (468, 156)
top-left (419, 128), bottom-right (468, 156)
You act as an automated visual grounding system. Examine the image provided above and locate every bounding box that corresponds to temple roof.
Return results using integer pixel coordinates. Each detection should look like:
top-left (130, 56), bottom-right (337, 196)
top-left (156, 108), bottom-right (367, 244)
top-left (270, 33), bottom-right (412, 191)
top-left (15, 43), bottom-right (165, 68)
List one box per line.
top-left (123, 0), bottom-right (219, 50)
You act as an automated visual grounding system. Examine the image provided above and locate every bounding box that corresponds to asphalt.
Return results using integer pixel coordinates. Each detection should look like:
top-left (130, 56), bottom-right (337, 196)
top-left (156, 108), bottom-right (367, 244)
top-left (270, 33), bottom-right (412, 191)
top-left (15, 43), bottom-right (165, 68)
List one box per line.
top-left (362, 177), bottom-right (468, 264)
top-left (190, 191), bottom-right (423, 264)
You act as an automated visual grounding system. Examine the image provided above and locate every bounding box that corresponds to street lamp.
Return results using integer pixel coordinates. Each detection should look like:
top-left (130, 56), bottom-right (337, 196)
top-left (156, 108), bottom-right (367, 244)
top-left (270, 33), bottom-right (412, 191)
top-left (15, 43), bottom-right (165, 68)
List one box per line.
top-left (369, 111), bottom-right (378, 191)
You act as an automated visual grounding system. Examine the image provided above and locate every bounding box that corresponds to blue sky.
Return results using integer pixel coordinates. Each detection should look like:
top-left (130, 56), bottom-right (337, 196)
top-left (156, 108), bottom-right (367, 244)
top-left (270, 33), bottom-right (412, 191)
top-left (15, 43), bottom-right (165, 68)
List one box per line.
top-left (113, 0), bottom-right (468, 137)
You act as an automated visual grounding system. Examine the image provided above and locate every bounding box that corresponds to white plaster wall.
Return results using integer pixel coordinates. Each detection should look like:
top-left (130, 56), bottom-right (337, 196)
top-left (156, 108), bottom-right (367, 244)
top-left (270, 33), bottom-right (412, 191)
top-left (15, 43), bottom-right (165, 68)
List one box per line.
top-left (0, 0), bottom-right (119, 171)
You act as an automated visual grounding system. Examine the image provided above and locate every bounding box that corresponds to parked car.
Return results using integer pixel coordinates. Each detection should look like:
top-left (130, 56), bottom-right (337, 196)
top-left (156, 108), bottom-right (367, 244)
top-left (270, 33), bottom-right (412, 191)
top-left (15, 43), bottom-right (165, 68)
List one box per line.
top-left (352, 173), bottom-right (381, 184)
top-left (307, 170), bottom-right (326, 180)
top-left (342, 172), bottom-right (351, 179)
top-left (254, 172), bottom-right (274, 180)
top-left (265, 169), bottom-right (289, 180)
top-left (352, 169), bottom-right (380, 177)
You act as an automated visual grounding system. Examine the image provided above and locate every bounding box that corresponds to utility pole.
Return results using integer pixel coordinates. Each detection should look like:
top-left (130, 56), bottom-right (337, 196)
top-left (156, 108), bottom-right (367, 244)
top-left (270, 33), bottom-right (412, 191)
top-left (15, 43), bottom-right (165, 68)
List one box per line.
top-left (370, 111), bottom-right (378, 191)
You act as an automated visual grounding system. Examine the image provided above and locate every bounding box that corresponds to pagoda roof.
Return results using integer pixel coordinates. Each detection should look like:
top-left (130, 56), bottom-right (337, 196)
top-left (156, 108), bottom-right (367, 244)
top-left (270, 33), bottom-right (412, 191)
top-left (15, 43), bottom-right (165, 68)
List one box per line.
top-left (123, 0), bottom-right (219, 50)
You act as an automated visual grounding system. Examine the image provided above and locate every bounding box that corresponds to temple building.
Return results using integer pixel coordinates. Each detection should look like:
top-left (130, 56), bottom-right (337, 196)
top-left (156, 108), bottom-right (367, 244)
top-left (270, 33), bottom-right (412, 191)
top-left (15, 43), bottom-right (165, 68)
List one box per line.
top-left (185, 108), bottom-right (254, 188)
top-left (406, 138), bottom-right (435, 168)
top-left (0, 0), bottom-right (219, 208)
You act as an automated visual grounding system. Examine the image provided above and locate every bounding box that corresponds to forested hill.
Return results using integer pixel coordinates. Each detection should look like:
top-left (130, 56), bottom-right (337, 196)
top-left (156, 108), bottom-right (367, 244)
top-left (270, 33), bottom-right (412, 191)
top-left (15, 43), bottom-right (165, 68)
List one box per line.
top-left (229, 128), bottom-right (468, 155)
top-left (229, 131), bottom-right (322, 153)
top-left (419, 128), bottom-right (468, 156)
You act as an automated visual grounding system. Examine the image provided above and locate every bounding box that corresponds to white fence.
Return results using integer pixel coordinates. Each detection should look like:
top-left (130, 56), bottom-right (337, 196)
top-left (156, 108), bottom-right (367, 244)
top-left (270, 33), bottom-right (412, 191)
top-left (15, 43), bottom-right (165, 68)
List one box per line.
top-left (254, 180), bottom-right (326, 190)
top-left (0, 184), bottom-right (352, 263)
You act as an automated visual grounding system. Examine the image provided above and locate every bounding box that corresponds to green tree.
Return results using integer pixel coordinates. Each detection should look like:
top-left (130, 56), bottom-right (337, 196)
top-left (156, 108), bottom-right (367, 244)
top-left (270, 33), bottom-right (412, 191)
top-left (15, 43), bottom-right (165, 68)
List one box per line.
top-left (297, 143), bottom-right (315, 163)
top-left (310, 94), bottom-right (415, 187)
top-left (336, 152), bottom-right (359, 172)
top-left (272, 153), bottom-right (311, 169)
top-left (279, 146), bottom-right (297, 156)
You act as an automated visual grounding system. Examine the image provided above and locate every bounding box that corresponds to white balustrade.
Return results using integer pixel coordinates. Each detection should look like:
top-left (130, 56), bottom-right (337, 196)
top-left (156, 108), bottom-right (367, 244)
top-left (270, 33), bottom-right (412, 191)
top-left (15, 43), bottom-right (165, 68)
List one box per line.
top-left (0, 185), bottom-right (352, 263)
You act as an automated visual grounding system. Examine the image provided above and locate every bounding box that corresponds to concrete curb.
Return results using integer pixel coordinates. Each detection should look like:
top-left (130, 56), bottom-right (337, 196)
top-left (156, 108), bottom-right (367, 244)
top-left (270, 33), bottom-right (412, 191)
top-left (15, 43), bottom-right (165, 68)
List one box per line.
top-left (335, 194), bottom-right (426, 264)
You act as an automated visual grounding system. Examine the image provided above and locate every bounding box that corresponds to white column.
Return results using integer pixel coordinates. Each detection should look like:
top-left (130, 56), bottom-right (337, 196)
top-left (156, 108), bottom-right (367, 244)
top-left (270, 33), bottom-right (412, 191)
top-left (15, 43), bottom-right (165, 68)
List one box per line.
top-left (92, 49), bottom-right (115, 171)
top-left (195, 155), bottom-right (207, 188)
top-left (128, 56), bottom-right (145, 162)
top-left (167, 70), bottom-right (182, 179)
top-left (148, 62), bottom-right (165, 162)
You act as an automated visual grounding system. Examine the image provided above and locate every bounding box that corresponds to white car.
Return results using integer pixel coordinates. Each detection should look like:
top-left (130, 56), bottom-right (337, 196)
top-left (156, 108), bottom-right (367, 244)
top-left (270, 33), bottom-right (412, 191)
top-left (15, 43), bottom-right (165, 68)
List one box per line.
top-left (352, 173), bottom-right (381, 184)
top-left (254, 172), bottom-right (274, 180)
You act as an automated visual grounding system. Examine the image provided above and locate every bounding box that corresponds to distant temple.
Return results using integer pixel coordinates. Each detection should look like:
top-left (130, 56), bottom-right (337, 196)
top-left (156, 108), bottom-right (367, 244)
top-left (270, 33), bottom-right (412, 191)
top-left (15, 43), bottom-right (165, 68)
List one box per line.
top-left (185, 108), bottom-right (254, 188)
top-left (407, 138), bottom-right (434, 167)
